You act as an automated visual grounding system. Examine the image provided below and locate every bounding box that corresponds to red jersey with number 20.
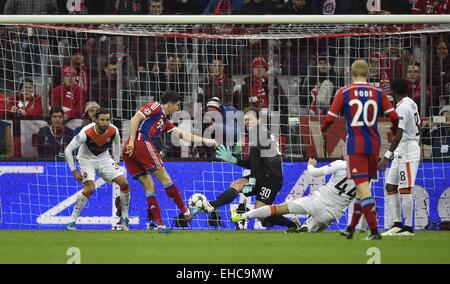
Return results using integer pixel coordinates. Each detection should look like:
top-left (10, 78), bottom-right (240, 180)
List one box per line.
top-left (137, 101), bottom-right (175, 143)
top-left (327, 83), bottom-right (395, 155)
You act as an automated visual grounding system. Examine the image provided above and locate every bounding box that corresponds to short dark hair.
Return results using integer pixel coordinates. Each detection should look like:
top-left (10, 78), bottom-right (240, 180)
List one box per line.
top-left (49, 106), bottom-right (64, 116)
top-left (391, 78), bottom-right (409, 97)
top-left (409, 62), bottom-right (421, 69)
top-left (243, 106), bottom-right (260, 119)
top-left (18, 77), bottom-right (33, 91)
top-left (161, 91), bottom-right (181, 104)
top-left (95, 108), bottom-right (111, 119)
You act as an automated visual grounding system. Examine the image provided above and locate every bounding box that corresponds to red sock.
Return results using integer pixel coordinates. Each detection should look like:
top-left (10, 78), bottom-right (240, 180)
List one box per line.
top-left (146, 196), bottom-right (163, 226)
top-left (361, 198), bottom-right (379, 234)
top-left (349, 202), bottom-right (362, 230)
top-left (165, 184), bottom-right (188, 215)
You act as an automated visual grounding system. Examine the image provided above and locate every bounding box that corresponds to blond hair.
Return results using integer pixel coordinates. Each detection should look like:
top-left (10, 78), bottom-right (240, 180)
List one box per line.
top-left (351, 60), bottom-right (369, 78)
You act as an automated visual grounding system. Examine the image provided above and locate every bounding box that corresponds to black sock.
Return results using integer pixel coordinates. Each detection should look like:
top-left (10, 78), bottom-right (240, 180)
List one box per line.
top-left (209, 188), bottom-right (239, 209)
top-left (264, 215), bottom-right (296, 228)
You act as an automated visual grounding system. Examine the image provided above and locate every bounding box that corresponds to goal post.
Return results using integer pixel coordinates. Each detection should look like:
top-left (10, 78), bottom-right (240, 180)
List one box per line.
top-left (0, 16), bottom-right (449, 231)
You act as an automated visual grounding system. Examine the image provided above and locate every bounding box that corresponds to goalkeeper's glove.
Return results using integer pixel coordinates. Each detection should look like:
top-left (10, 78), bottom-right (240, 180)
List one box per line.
top-left (215, 145), bottom-right (237, 164)
top-left (242, 178), bottom-right (256, 194)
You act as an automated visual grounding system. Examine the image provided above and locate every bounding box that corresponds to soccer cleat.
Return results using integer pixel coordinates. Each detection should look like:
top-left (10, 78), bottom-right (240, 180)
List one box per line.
top-left (120, 217), bottom-right (129, 231)
top-left (66, 221), bottom-right (77, 231)
top-left (339, 227), bottom-right (354, 239)
top-left (396, 227), bottom-right (415, 236)
top-left (364, 233), bottom-right (382, 240)
top-left (381, 225), bottom-right (402, 236)
top-left (230, 208), bottom-right (244, 223)
top-left (285, 216), bottom-right (305, 233)
top-left (203, 199), bottom-right (215, 214)
top-left (156, 225), bottom-right (171, 234)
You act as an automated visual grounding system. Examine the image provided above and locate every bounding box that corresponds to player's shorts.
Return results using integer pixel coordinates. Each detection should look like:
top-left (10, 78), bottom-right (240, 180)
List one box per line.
top-left (78, 157), bottom-right (124, 184)
top-left (346, 154), bottom-right (379, 185)
top-left (286, 191), bottom-right (344, 226)
top-left (123, 139), bottom-right (164, 179)
top-left (243, 176), bottom-right (282, 205)
top-left (386, 159), bottom-right (419, 189)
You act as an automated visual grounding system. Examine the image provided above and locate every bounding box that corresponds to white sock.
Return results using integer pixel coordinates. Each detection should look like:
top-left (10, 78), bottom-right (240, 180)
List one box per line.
top-left (71, 193), bottom-right (88, 222)
top-left (401, 193), bottom-right (413, 228)
top-left (387, 193), bottom-right (401, 223)
top-left (120, 191), bottom-right (130, 219)
top-left (242, 206), bottom-right (272, 220)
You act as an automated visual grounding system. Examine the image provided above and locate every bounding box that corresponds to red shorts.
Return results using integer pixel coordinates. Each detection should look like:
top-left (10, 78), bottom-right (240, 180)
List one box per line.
top-left (346, 154), bottom-right (378, 185)
top-left (123, 139), bottom-right (164, 179)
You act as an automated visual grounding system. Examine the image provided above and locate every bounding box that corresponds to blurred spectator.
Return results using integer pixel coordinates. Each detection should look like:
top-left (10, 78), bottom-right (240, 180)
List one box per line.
top-left (384, 37), bottom-right (412, 80)
top-left (200, 97), bottom-right (240, 157)
top-left (241, 57), bottom-right (289, 134)
top-left (147, 0), bottom-right (167, 14)
top-left (92, 62), bottom-right (135, 123)
top-left (149, 55), bottom-right (190, 106)
top-left (238, 38), bottom-right (271, 75)
top-left (115, 0), bottom-right (147, 14)
top-left (3, 0), bottom-right (59, 14)
top-left (412, 0), bottom-right (450, 14)
top-left (300, 53), bottom-right (341, 115)
top-left (423, 102), bottom-right (450, 157)
top-left (239, 0), bottom-right (277, 14)
top-left (311, 0), bottom-right (367, 14)
top-left (166, 0), bottom-right (207, 14)
top-left (203, 0), bottom-right (244, 14)
top-left (0, 91), bottom-right (6, 117)
top-left (53, 49), bottom-right (90, 97)
top-left (407, 62), bottom-right (431, 115)
top-left (278, 0), bottom-right (312, 14)
top-left (432, 39), bottom-right (450, 114)
top-left (74, 101), bottom-right (100, 135)
top-left (0, 120), bottom-right (14, 158)
top-left (37, 106), bottom-right (74, 158)
top-left (368, 51), bottom-right (393, 100)
top-left (198, 58), bottom-right (239, 108)
top-left (6, 78), bottom-right (43, 118)
top-left (52, 66), bottom-right (86, 120)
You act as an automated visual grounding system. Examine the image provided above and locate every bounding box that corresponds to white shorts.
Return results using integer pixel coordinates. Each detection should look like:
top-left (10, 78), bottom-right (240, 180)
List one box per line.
top-left (78, 158), bottom-right (124, 184)
top-left (286, 191), bottom-right (343, 226)
top-left (386, 159), bottom-right (419, 189)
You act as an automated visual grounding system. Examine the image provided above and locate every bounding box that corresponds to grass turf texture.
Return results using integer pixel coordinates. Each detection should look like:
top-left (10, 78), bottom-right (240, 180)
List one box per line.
top-left (0, 230), bottom-right (449, 264)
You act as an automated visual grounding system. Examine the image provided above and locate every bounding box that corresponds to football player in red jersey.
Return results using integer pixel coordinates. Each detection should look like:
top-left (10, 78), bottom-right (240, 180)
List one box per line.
top-left (123, 91), bottom-right (217, 233)
top-left (321, 60), bottom-right (399, 240)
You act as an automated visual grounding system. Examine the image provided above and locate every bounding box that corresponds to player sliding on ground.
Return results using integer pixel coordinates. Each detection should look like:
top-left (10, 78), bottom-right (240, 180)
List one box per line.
top-left (231, 158), bottom-right (356, 233)
top-left (65, 109), bottom-right (131, 231)
top-left (194, 106), bottom-right (300, 230)
top-left (123, 91), bottom-right (217, 233)
top-left (321, 60), bottom-right (399, 240)
top-left (379, 78), bottom-right (420, 236)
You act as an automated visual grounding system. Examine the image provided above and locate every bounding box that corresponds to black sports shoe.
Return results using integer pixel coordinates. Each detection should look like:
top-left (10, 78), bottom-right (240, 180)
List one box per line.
top-left (396, 226), bottom-right (415, 236)
top-left (365, 233), bottom-right (382, 240)
top-left (339, 226), bottom-right (354, 239)
top-left (174, 212), bottom-right (189, 227)
top-left (208, 209), bottom-right (222, 227)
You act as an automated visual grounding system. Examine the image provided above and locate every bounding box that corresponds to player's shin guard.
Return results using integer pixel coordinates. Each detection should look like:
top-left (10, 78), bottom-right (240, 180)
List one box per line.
top-left (348, 198), bottom-right (362, 231)
top-left (120, 188), bottom-right (130, 219)
top-left (71, 192), bottom-right (90, 222)
top-left (361, 197), bottom-right (379, 234)
top-left (164, 184), bottom-right (189, 216)
top-left (209, 188), bottom-right (239, 209)
top-left (146, 193), bottom-right (164, 226)
top-left (400, 189), bottom-right (413, 229)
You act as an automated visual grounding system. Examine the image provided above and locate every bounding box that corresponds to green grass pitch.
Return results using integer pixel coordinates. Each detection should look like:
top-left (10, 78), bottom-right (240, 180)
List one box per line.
top-left (0, 230), bottom-right (449, 264)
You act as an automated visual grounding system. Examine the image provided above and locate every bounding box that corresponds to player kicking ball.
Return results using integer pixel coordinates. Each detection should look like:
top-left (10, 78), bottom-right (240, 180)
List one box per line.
top-left (65, 109), bottom-right (131, 231)
top-left (123, 91), bottom-right (217, 233)
top-left (379, 78), bottom-right (420, 236)
top-left (230, 158), bottom-right (356, 233)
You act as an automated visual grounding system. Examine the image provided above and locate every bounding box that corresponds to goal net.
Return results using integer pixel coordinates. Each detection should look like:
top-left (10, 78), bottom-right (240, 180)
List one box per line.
top-left (1, 17), bottom-right (450, 231)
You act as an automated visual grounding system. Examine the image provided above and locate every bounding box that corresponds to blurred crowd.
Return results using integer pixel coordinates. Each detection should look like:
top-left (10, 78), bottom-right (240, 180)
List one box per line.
top-left (0, 0), bottom-right (450, 16)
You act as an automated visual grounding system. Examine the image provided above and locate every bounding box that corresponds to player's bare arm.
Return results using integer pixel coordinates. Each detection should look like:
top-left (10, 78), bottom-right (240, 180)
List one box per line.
top-left (126, 112), bottom-right (145, 156)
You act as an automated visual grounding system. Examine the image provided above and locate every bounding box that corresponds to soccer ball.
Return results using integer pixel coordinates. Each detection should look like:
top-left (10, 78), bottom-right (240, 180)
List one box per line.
top-left (188, 193), bottom-right (207, 209)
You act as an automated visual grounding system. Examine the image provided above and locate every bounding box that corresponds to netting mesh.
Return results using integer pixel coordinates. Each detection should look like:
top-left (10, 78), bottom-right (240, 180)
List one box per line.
top-left (0, 22), bottom-right (449, 231)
